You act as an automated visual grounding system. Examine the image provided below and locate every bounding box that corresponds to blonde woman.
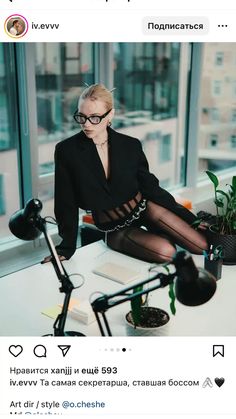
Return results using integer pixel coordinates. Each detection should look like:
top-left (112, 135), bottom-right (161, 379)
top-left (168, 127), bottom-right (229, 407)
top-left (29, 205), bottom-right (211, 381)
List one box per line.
top-left (43, 84), bottom-right (207, 263)
top-left (16, 21), bottom-right (24, 35)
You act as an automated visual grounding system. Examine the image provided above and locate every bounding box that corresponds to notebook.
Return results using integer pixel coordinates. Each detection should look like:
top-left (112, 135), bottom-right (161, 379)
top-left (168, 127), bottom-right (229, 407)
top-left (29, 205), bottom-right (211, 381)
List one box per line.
top-left (93, 262), bottom-right (141, 285)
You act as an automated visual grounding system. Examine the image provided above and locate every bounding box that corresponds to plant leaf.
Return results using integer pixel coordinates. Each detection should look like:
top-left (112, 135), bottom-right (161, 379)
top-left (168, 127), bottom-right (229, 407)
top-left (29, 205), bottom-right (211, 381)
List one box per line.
top-left (168, 283), bottom-right (176, 315)
top-left (232, 176), bottom-right (236, 190)
top-left (231, 176), bottom-right (236, 196)
top-left (214, 199), bottom-right (224, 208)
top-left (206, 170), bottom-right (219, 188)
top-left (216, 189), bottom-right (230, 203)
top-left (131, 286), bottom-right (143, 326)
top-left (162, 262), bottom-right (170, 274)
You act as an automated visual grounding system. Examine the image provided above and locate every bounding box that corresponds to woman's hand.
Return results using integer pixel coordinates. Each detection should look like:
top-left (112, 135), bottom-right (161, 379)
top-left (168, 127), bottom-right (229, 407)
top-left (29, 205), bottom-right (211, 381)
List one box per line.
top-left (41, 255), bottom-right (67, 264)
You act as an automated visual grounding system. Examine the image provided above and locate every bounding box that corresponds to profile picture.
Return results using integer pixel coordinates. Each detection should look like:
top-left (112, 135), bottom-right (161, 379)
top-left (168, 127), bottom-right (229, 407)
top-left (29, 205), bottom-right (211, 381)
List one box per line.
top-left (4, 14), bottom-right (28, 38)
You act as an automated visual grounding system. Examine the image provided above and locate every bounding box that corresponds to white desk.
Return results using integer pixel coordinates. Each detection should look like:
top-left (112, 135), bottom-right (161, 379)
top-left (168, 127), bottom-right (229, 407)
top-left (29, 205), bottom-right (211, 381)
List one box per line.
top-left (1, 241), bottom-right (235, 336)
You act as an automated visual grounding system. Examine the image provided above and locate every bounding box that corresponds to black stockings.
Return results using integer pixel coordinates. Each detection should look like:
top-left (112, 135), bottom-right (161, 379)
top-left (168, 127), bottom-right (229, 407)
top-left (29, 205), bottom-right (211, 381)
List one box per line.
top-left (107, 201), bottom-right (208, 263)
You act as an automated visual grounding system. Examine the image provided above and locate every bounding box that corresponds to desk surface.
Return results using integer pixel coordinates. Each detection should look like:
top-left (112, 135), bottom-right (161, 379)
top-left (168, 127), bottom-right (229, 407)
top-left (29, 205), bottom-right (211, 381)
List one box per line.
top-left (1, 241), bottom-right (235, 336)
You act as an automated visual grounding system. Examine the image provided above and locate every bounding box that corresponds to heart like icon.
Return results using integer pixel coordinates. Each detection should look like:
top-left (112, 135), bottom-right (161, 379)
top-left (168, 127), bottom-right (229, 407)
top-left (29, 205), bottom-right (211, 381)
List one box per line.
top-left (215, 377), bottom-right (225, 387)
top-left (9, 345), bottom-right (23, 357)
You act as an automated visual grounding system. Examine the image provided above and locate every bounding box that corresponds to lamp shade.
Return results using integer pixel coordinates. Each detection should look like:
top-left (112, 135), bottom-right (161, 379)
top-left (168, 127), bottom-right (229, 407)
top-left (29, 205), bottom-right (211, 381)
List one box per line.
top-left (9, 199), bottom-right (43, 241)
top-left (174, 251), bottom-right (216, 306)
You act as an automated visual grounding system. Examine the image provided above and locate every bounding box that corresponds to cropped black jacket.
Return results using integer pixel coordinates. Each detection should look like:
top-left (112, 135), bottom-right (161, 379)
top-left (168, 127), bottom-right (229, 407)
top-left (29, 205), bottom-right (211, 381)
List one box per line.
top-left (54, 127), bottom-right (196, 258)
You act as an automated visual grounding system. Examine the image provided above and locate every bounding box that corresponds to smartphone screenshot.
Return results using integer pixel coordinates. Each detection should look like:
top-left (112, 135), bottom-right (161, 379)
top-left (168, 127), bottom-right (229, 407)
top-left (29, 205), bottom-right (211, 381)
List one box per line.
top-left (0, 0), bottom-right (235, 417)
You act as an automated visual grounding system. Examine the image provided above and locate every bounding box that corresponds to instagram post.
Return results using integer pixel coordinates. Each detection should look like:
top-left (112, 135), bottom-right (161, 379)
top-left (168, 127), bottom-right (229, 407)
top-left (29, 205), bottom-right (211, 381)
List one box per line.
top-left (0, 1), bottom-right (236, 417)
top-left (0, 41), bottom-right (236, 337)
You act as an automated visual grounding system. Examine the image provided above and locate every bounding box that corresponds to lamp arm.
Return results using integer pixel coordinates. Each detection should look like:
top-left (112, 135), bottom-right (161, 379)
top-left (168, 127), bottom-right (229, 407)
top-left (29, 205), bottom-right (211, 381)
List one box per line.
top-left (36, 217), bottom-right (73, 290)
top-left (91, 272), bottom-right (175, 336)
top-left (36, 217), bottom-right (74, 336)
top-left (92, 272), bottom-right (175, 313)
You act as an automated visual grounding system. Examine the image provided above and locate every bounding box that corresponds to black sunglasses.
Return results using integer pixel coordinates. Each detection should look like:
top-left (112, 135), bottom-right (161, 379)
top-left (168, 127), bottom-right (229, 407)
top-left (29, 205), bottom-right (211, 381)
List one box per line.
top-left (73, 109), bottom-right (112, 125)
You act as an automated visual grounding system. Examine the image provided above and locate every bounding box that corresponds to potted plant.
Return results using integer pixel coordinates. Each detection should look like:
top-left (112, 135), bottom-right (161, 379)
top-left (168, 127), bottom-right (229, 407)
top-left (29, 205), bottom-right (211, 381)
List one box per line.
top-left (125, 266), bottom-right (176, 329)
top-left (204, 170), bottom-right (236, 264)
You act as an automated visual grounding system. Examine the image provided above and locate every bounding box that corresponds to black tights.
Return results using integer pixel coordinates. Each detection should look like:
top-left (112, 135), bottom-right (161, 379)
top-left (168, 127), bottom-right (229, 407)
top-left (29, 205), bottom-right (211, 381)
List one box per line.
top-left (107, 201), bottom-right (208, 263)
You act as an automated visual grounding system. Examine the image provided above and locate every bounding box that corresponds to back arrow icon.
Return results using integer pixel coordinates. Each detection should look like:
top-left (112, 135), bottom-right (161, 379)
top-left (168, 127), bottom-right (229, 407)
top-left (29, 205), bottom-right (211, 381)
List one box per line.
top-left (58, 345), bottom-right (71, 357)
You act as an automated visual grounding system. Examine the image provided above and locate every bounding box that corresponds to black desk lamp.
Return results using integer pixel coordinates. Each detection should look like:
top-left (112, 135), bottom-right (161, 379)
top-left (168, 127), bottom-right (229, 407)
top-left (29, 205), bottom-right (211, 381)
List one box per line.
top-left (91, 251), bottom-right (217, 336)
top-left (9, 199), bottom-right (84, 337)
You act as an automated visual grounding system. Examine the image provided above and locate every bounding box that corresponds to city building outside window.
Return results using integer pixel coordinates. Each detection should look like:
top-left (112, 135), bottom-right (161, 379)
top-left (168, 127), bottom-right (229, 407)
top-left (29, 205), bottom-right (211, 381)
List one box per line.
top-left (233, 80), bottom-right (236, 99)
top-left (39, 162), bottom-right (55, 176)
top-left (209, 134), bottom-right (218, 148)
top-left (113, 42), bottom-right (185, 189)
top-left (212, 80), bottom-right (222, 96)
top-left (199, 44), bottom-right (236, 176)
top-left (0, 175), bottom-right (6, 216)
top-left (160, 134), bottom-right (172, 162)
top-left (215, 51), bottom-right (224, 66)
top-left (211, 107), bottom-right (220, 122)
top-left (230, 134), bottom-right (236, 148)
top-left (231, 108), bottom-right (236, 122)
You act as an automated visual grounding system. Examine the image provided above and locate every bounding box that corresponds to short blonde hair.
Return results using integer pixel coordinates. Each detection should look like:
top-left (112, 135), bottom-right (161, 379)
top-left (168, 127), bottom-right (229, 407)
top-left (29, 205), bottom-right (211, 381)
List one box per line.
top-left (79, 84), bottom-right (113, 110)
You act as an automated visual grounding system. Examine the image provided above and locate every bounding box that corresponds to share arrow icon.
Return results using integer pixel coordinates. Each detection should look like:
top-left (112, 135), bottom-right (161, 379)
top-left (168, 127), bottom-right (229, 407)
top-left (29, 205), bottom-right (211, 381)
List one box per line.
top-left (58, 345), bottom-right (71, 357)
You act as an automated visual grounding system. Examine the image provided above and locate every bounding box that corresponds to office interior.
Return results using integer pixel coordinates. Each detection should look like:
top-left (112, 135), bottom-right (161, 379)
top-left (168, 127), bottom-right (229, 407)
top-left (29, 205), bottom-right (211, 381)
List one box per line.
top-left (0, 42), bottom-right (235, 336)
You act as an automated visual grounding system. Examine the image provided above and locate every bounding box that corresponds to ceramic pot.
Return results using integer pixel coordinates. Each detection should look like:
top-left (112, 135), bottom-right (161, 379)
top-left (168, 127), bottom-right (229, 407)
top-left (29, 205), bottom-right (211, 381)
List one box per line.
top-left (125, 306), bottom-right (169, 329)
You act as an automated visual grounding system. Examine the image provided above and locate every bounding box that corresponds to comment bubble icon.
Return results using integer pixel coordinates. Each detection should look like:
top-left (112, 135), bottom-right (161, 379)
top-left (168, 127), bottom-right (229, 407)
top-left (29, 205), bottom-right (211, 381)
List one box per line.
top-left (33, 344), bottom-right (47, 358)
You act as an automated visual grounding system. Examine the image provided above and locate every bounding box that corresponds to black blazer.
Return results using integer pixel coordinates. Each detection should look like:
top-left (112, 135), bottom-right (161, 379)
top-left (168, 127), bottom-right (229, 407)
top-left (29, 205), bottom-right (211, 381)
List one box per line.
top-left (54, 127), bottom-right (196, 258)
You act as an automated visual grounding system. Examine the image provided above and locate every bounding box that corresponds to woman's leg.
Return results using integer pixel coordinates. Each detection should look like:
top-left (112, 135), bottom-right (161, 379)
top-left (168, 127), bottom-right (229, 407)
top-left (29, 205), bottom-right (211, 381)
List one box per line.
top-left (107, 226), bottom-right (176, 263)
top-left (143, 201), bottom-right (208, 254)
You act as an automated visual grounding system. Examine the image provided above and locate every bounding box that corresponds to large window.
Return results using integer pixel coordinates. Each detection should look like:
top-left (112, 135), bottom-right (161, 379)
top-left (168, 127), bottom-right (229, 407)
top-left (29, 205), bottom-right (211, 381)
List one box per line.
top-left (198, 43), bottom-right (236, 176)
top-left (35, 43), bottom-right (95, 216)
top-left (35, 43), bottom-right (94, 144)
top-left (0, 44), bottom-right (20, 242)
top-left (113, 43), bottom-right (186, 189)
